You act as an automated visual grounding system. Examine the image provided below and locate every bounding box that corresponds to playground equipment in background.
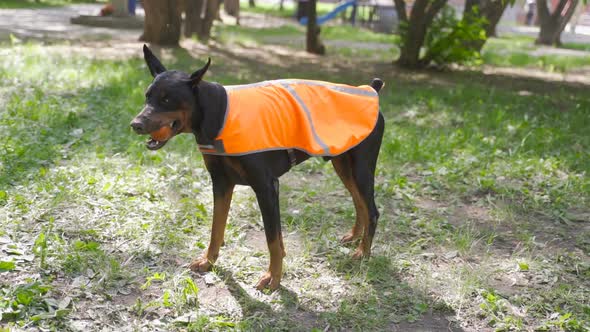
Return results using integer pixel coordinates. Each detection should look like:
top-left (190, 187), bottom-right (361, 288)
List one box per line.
top-left (298, 0), bottom-right (357, 25)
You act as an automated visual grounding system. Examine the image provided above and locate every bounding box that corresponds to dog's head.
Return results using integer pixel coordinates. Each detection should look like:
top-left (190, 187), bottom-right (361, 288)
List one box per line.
top-left (130, 45), bottom-right (210, 150)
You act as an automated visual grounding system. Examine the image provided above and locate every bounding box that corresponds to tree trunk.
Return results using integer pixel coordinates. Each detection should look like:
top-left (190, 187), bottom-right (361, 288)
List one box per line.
top-left (306, 0), bottom-right (326, 54)
top-left (185, 0), bottom-right (205, 38)
top-left (537, 17), bottom-right (562, 45)
top-left (536, 0), bottom-right (579, 45)
top-left (463, 0), bottom-right (509, 52)
top-left (249, 0), bottom-right (256, 7)
top-left (185, 0), bottom-right (221, 41)
top-left (483, 0), bottom-right (506, 38)
top-left (394, 0), bottom-right (448, 68)
top-left (224, 0), bottom-right (240, 19)
top-left (397, 22), bottom-right (428, 68)
top-left (141, 0), bottom-right (182, 46)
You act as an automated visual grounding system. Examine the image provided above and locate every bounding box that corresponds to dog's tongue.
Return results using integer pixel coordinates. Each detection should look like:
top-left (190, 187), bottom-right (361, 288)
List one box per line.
top-left (146, 138), bottom-right (167, 150)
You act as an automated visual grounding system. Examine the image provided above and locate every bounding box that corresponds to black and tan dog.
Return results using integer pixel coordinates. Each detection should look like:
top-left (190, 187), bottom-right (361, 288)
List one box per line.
top-left (131, 45), bottom-right (385, 290)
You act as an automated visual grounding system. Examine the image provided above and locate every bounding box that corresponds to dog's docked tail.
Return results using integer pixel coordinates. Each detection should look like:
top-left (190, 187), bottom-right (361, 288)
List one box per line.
top-left (370, 78), bottom-right (384, 93)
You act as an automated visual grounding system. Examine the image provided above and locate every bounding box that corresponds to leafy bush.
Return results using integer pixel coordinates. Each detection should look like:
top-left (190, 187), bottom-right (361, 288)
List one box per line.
top-left (424, 6), bottom-right (487, 66)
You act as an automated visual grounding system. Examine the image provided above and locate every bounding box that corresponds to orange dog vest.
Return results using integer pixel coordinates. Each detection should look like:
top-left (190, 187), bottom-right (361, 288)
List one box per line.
top-left (199, 79), bottom-right (379, 157)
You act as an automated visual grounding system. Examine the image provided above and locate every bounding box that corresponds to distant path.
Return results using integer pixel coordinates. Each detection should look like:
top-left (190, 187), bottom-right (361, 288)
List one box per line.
top-left (0, 4), bottom-right (298, 42)
top-left (0, 4), bottom-right (143, 41)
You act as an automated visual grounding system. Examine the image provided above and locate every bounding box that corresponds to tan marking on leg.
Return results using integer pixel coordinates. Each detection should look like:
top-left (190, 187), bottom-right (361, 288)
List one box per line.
top-left (189, 187), bottom-right (233, 272)
top-left (255, 238), bottom-right (283, 290)
top-left (332, 156), bottom-right (367, 244)
top-left (351, 198), bottom-right (370, 259)
top-left (279, 232), bottom-right (286, 257)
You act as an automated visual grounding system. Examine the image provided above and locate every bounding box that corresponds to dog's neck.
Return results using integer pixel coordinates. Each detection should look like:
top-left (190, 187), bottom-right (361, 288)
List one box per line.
top-left (192, 80), bottom-right (228, 145)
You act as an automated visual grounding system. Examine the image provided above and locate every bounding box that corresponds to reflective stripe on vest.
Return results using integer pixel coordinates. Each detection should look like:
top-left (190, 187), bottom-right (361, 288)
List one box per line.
top-left (199, 79), bottom-right (379, 157)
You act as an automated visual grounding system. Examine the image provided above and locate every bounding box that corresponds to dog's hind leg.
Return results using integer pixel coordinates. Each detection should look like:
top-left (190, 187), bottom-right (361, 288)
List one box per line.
top-left (334, 113), bottom-right (384, 258)
top-left (349, 159), bottom-right (378, 258)
top-left (333, 113), bottom-right (385, 249)
top-left (251, 177), bottom-right (284, 290)
top-left (350, 113), bottom-right (384, 258)
top-left (332, 154), bottom-right (367, 244)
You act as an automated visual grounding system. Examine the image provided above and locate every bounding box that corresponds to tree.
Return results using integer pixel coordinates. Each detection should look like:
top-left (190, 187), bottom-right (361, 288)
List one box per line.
top-left (536, 0), bottom-right (579, 45)
top-left (463, 0), bottom-right (510, 51)
top-left (185, 0), bottom-right (222, 41)
top-left (393, 0), bottom-right (449, 68)
top-left (141, 0), bottom-right (221, 45)
top-left (393, 0), bottom-right (509, 68)
top-left (140, 0), bottom-right (182, 46)
top-left (306, 0), bottom-right (326, 54)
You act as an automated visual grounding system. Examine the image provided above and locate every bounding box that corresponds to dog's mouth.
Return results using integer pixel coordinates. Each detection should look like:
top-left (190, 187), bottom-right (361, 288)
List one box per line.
top-left (146, 120), bottom-right (181, 150)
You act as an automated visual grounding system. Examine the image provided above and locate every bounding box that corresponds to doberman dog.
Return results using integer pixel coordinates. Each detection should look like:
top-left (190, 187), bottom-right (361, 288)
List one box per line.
top-left (131, 45), bottom-right (385, 290)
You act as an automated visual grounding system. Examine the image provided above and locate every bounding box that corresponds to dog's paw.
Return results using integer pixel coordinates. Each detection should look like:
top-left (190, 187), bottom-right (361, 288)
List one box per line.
top-left (255, 271), bottom-right (281, 291)
top-left (351, 248), bottom-right (370, 260)
top-left (340, 232), bottom-right (359, 244)
top-left (189, 257), bottom-right (212, 272)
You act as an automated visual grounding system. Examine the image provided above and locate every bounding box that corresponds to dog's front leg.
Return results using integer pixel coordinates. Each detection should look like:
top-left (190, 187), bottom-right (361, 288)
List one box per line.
top-left (252, 177), bottom-right (284, 291)
top-left (189, 175), bottom-right (234, 272)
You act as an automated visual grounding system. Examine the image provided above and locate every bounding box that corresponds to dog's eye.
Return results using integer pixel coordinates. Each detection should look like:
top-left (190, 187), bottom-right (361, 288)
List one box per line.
top-left (162, 97), bottom-right (170, 104)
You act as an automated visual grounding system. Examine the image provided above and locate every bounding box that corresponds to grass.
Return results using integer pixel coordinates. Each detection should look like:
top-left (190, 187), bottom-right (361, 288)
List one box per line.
top-left (217, 14), bottom-right (588, 72)
top-left (562, 41), bottom-right (590, 52)
top-left (213, 21), bottom-right (399, 60)
top-left (0, 23), bottom-right (589, 332)
top-left (482, 35), bottom-right (590, 72)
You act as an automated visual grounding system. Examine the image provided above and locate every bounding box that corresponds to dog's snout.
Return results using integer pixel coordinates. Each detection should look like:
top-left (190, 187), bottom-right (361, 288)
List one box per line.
top-left (130, 119), bottom-right (146, 134)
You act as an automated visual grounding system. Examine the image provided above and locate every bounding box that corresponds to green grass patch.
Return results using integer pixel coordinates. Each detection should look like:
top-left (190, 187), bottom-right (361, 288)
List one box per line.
top-left (483, 35), bottom-right (590, 72)
top-left (214, 24), bottom-right (302, 45)
top-left (213, 19), bottom-right (398, 61)
top-left (561, 41), bottom-right (590, 52)
top-left (322, 25), bottom-right (399, 44)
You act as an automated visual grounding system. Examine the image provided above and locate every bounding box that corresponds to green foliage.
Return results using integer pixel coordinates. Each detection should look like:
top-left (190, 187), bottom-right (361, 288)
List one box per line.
top-left (543, 312), bottom-right (588, 332)
top-left (139, 273), bottom-right (200, 316)
top-left (63, 240), bottom-right (103, 272)
top-left (33, 218), bottom-right (54, 270)
top-left (141, 272), bottom-right (167, 290)
top-left (0, 261), bottom-right (16, 272)
top-left (424, 6), bottom-right (487, 66)
top-left (0, 281), bottom-right (68, 324)
top-left (395, 6), bottom-right (487, 66)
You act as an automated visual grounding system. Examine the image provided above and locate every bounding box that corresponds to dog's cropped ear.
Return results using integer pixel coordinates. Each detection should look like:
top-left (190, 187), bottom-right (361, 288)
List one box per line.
top-left (189, 58), bottom-right (211, 88)
top-left (143, 44), bottom-right (166, 77)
